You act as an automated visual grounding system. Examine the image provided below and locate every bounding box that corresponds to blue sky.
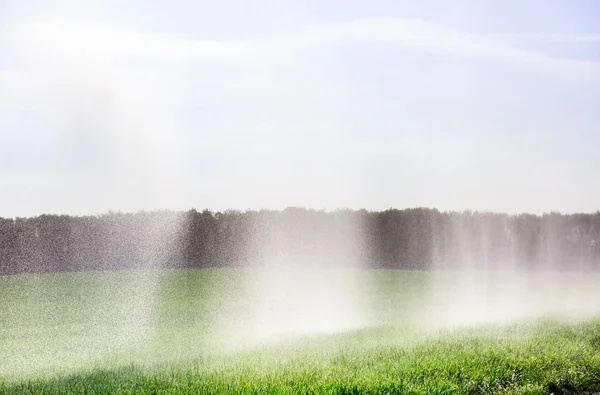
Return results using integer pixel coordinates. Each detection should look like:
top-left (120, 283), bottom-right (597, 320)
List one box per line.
top-left (1, 0), bottom-right (599, 217)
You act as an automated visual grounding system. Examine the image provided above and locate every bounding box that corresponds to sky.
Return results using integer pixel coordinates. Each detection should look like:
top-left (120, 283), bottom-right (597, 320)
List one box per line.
top-left (1, 0), bottom-right (599, 218)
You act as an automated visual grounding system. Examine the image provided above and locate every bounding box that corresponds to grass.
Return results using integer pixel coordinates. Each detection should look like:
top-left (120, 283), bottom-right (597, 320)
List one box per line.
top-left (1, 268), bottom-right (600, 394)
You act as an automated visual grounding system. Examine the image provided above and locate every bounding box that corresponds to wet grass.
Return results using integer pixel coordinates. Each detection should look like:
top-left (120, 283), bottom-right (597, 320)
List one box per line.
top-left (1, 268), bottom-right (600, 394)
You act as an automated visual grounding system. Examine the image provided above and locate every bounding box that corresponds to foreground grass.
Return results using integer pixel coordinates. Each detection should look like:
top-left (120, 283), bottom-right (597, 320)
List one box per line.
top-left (3, 320), bottom-right (600, 394)
top-left (1, 269), bottom-right (600, 394)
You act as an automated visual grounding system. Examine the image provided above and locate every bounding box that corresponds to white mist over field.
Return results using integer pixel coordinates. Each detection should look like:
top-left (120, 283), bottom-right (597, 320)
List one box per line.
top-left (215, 210), bottom-right (369, 347)
top-left (243, 267), bottom-right (365, 340)
top-left (425, 270), bottom-right (600, 328)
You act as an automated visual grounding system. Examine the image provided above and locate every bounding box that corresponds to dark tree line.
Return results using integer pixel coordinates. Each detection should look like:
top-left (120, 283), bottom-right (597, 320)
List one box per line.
top-left (1, 208), bottom-right (599, 276)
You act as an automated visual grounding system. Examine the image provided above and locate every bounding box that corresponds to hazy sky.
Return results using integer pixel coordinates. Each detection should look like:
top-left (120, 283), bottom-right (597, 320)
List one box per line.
top-left (1, 0), bottom-right (599, 217)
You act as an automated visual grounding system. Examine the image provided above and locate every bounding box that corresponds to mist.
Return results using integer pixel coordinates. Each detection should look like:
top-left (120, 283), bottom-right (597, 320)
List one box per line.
top-left (422, 270), bottom-right (600, 329)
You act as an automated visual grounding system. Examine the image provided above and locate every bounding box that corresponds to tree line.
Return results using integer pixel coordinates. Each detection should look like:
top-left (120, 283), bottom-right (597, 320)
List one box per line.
top-left (1, 208), bottom-right (599, 275)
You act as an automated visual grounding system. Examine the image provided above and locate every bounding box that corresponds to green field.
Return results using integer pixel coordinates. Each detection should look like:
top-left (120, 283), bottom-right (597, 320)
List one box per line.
top-left (1, 269), bottom-right (600, 394)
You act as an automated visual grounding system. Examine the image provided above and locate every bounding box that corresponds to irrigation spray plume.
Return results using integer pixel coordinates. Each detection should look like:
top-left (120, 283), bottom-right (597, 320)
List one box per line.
top-left (218, 209), bottom-right (370, 347)
top-left (11, 23), bottom-right (195, 356)
top-left (423, 212), bottom-right (600, 329)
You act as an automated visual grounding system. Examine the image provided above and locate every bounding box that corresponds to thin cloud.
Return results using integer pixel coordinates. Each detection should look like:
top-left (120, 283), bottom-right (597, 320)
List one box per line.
top-left (13, 17), bottom-right (600, 82)
top-left (492, 33), bottom-right (600, 43)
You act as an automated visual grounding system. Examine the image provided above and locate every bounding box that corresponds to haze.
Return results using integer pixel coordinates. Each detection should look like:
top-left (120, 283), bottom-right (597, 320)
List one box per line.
top-left (1, 0), bottom-right (600, 218)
